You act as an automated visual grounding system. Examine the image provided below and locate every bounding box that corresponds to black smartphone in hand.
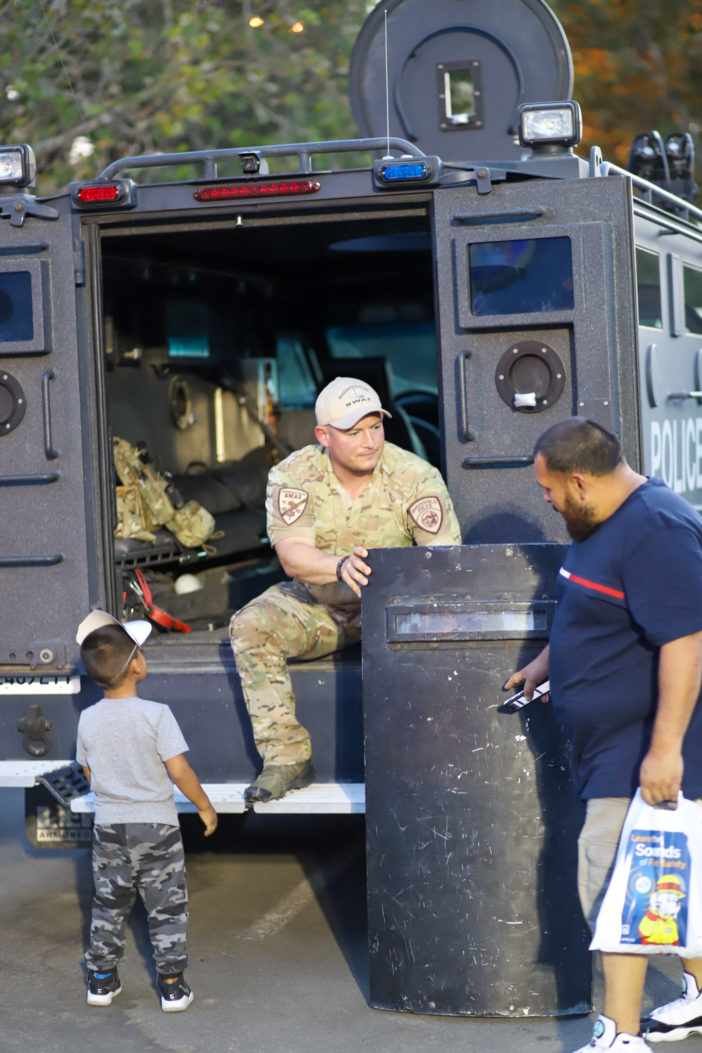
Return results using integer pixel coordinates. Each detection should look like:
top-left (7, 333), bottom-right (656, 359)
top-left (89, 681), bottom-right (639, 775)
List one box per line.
top-left (501, 680), bottom-right (550, 713)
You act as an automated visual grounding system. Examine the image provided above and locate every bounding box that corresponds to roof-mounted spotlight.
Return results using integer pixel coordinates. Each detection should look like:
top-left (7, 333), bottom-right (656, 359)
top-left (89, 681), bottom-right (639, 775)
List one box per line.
top-left (0, 144), bottom-right (36, 188)
top-left (518, 101), bottom-right (582, 154)
top-left (627, 131), bottom-right (697, 205)
top-left (626, 133), bottom-right (659, 182)
top-left (663, 133), bottom-right (693, 177)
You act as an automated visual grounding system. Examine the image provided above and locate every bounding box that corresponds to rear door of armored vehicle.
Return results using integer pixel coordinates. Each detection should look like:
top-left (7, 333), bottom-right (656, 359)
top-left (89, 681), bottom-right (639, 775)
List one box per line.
top-left (431, 173), bottom-right (641, 544)
top-left (0, 194), bottom-right (107, 750)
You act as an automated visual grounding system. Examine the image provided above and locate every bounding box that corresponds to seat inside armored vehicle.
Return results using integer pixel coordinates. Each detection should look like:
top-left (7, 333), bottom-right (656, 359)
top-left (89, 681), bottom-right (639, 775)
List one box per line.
top-left (101, 210), bottom-right (441, 634)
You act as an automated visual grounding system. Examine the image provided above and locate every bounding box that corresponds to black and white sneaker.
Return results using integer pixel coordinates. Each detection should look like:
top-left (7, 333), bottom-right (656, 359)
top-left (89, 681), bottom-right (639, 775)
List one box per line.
top-left (87, 968), bottom-right (122, 1006)
top-left (641, 971), bottom-right (702, 1042)
top-left (158, 972), bottom-right (194, 1012)
top-left (572, 1014), bottom-right (651, 1051)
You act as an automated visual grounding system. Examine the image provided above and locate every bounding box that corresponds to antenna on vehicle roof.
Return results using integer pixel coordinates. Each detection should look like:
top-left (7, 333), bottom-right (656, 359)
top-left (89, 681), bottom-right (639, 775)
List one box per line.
top-left (383, 9), bottom-right (392, 159)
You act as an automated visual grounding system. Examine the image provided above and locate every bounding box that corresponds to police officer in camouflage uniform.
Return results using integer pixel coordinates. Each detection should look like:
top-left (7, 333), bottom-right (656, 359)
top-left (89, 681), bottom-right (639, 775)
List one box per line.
top-left (230, 376), bottom-right (461, 804)
top-left (75, 610), bottom-right (217, 1011)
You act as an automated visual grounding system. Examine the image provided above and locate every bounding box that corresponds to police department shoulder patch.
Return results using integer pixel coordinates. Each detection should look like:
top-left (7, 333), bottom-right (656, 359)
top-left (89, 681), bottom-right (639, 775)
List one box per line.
top-left (408, 495), bottom-right (443, 534)
top-left (278, 487), bottom-right (309, 525)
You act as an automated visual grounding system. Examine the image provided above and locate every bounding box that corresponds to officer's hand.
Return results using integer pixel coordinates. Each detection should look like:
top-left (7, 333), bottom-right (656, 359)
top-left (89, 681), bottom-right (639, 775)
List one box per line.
top-left (339, 546), bottom-right (371, 598)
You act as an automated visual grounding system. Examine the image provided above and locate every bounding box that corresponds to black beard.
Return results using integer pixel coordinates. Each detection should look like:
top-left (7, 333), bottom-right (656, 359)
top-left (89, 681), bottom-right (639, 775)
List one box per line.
top-left (564, 517), bottom-right (600, 542)
top-left (558, 493), bottom-right (601, 542)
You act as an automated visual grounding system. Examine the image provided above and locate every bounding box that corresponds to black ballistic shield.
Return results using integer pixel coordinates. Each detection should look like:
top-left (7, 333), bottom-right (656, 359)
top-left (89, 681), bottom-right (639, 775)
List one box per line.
top-left (362, 543), bottom-right (591, 1016)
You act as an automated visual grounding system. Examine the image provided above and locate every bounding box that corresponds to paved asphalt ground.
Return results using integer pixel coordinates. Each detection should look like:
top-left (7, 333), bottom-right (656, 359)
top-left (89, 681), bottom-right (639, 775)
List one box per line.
top-left (2, 788), bottom-right (700, 1053)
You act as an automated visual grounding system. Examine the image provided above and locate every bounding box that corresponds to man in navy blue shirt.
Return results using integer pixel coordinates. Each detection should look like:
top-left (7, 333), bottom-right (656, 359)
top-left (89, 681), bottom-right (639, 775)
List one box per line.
top-left (506, 417), bottom-right (702, 1053)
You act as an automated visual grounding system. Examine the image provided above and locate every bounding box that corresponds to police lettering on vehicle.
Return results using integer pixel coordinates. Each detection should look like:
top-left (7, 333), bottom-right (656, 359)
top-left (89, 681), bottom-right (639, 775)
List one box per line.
top-left (651, 418), bottom-right (702, 500)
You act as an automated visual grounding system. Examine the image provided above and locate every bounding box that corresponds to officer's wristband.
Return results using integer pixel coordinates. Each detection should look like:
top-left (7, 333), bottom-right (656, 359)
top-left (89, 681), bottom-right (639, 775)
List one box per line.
top-left (336, 556), bottom-right (348, 582)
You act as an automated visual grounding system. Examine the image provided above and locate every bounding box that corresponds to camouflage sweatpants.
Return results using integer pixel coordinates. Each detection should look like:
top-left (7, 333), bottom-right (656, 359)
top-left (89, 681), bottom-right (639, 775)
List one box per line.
top-left (229, 580), bottom-right (362, 766)
top-left (86, 823), bottom-right (189, 976)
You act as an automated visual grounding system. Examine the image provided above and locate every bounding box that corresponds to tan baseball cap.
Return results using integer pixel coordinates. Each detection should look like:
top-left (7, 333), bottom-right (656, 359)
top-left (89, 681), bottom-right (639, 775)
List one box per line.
top-left (315, 377), bottom-right (392, 431)
top-left (76, 610), bottom-right (152, 647)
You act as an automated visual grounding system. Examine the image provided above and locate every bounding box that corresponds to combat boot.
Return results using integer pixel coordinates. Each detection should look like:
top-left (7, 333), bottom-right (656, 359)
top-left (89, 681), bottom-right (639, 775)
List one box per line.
top-left (244, 759), bottom-right (315, 804)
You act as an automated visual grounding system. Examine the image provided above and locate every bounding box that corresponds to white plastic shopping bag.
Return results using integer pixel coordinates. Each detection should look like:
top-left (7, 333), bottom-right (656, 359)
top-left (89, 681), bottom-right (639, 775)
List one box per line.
top-left (590, 790), bottom-right (702, 956)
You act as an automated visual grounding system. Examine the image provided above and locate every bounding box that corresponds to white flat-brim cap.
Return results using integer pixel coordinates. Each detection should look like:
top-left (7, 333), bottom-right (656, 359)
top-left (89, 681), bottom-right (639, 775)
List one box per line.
top-left (315, 376), bottom-right (392, 431)
top-left (76, 610), bottom-right (152, 647)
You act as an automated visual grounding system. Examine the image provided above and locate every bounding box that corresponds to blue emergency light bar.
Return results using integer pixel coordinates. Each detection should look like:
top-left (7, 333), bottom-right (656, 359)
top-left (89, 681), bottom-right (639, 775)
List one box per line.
top-left (382, 162), bottom-right (426, 180)
top-left (373, 156), bottom-right (442, 188)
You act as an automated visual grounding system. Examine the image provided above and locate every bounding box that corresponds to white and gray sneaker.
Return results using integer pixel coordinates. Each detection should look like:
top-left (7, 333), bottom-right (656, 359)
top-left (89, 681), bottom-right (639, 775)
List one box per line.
top-left (573, 1014), bottom-right (652, 1052)
top-left (641, 971), bottom-right (702, 1042)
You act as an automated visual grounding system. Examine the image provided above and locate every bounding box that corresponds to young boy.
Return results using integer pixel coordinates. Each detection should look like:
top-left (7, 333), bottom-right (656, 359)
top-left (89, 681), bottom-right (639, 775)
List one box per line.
top-left (76, 610), bottom-right (218, 1012)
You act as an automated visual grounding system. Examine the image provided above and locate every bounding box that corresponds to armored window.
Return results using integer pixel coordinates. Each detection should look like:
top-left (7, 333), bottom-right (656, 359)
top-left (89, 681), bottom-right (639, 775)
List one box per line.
top-left (635, 248), bottom-right (662, 329)
top-left (0, 260), bottom-right (50, 353)
top-left (0, 271), bottom-right (33, 342)
top-left (683, 264), bottom-right (702, 335)
top-left (468, 237), bottom-right (574, 316)
top-left (438, 62), bottom-right (483, 131)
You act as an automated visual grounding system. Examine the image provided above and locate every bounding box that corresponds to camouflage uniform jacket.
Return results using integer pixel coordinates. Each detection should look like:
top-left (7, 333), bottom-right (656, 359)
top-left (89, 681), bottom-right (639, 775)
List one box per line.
top-left (266, 441), bottom-right (461, 608)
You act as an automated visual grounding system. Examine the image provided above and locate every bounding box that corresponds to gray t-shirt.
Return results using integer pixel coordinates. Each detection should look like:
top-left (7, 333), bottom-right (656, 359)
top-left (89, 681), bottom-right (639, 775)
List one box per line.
top-left (76, 696), bottom-right (188, 825)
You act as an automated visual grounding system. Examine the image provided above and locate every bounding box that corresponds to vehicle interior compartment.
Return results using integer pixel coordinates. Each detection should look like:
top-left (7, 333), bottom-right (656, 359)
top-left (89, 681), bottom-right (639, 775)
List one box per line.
top-left (101, 206), bottom-right (440, 637)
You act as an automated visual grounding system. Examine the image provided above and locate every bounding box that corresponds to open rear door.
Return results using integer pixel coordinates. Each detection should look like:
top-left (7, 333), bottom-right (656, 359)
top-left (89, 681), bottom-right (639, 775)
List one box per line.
top-left (0, 195), bottom-right (103, 676)
top-left (431, 174), bottom-right (640, 543)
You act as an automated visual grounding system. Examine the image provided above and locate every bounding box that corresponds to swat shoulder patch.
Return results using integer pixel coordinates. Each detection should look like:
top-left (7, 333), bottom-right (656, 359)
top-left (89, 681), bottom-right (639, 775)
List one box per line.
top-left (408, 495), bottom-right (443, 534)
top-left (278, 487), bottom-right (309, 525)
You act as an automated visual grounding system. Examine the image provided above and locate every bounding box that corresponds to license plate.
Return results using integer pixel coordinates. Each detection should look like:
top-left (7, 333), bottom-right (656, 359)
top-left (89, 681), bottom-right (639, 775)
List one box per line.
top-left (0, 675), bottom-right (80, 695)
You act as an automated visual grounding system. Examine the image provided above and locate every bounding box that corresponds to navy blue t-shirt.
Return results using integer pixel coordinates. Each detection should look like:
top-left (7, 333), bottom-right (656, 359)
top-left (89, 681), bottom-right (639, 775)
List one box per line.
top-left (549, 478), bottom-right (702, 800)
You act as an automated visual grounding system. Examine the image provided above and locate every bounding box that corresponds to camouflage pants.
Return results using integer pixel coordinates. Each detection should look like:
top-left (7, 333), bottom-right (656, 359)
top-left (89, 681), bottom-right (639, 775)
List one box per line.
top-left (86, 823), bottom-right (189, 976)
top-left (229, 580), bottom-right (361, 766)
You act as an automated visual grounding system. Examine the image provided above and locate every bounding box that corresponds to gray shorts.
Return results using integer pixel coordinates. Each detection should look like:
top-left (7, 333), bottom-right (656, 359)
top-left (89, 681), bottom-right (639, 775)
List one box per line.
top-left (577, 797), bottom-right (630, 931)
top-left (578, 796), bottom-right (702, 931)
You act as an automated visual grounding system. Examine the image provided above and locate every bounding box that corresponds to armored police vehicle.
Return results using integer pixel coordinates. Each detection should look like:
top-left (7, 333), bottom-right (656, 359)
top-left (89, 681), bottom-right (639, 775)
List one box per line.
top-left (0, 0), bottom-right (700, 875)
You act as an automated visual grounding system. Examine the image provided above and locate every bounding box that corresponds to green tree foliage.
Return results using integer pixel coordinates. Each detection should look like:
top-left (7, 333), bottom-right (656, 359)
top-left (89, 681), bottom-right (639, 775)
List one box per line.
top-left (0, 0), bottom-right (700, 194)
top-left (0, 0), bottom-right (370, 193)
top-left (551, 0), bottom-right (702, 181)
